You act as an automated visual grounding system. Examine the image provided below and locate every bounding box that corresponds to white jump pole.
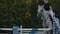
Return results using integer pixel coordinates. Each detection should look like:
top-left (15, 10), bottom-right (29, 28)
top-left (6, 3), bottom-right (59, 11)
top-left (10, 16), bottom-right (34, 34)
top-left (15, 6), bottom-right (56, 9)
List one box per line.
top-left (20, 25), bottom-right (22, 34)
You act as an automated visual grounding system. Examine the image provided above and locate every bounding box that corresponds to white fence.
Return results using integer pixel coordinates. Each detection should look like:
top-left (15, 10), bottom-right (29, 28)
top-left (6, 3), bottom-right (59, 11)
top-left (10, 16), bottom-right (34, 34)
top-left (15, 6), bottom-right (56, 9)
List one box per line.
top-left (0, 25), bottom-right (60, 34)
top-left (0, 25), bottom-right (52, 34)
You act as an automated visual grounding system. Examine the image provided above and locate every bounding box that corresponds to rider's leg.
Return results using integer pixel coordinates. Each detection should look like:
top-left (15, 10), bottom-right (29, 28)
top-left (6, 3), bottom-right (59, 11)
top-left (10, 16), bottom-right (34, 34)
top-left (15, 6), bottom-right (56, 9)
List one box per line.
top-left (48, 10), bottom-right (54, 19)
top-left (48, 10), bottom-right (54, 34)
top-left (48, 10), bottom-right (54, 23)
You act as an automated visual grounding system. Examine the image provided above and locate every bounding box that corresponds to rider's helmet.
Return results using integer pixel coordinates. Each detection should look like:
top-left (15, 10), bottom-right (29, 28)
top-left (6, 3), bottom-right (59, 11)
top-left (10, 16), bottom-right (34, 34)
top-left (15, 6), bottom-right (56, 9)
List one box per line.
top-left (44, 0), bottom-right (48, 4)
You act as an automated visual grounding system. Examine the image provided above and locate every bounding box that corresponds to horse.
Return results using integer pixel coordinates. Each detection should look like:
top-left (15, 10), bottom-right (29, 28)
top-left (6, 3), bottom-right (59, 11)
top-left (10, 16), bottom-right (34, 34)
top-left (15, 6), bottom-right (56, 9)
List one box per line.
top-left (37, 5), bottom-right (52, 34)
top-left (37, 5), bottom-right (60, 34)
top-left (37, 5), bottom-right (52, 28)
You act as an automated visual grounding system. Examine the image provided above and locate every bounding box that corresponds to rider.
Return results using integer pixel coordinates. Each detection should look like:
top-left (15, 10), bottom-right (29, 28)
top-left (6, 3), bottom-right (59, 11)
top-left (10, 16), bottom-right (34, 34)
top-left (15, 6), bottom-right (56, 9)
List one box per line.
top-left (43, 0), bottom-right (54, 22)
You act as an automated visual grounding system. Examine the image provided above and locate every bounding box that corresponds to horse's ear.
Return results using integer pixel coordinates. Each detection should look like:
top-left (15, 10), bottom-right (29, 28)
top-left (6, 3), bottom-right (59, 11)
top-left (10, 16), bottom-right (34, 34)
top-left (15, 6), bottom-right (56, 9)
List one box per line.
top-left (38, 5), bottom-right (40, 9)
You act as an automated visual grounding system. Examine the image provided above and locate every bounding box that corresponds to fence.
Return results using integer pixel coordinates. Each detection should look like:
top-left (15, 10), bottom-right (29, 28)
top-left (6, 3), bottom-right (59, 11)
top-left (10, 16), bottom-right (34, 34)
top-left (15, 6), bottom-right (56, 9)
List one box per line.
top-left (0, 18), bottom-right (60, 34)
top-left (0, 25), bottom-right (60, 34)
top-left (0, 25), bottom-right (53, 34)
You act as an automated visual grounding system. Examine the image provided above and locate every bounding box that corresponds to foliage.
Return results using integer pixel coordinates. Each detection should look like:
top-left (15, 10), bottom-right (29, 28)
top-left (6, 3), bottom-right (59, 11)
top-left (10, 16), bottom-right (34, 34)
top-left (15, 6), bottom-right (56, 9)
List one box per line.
top-left (0, 0), bottom-right (60, 28)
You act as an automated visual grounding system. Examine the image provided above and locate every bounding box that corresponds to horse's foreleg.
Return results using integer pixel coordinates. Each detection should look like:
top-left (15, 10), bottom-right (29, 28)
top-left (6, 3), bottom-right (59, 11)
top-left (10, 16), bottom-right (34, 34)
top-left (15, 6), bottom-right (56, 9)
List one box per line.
top-left (43, 20), bottom-right (46, 28)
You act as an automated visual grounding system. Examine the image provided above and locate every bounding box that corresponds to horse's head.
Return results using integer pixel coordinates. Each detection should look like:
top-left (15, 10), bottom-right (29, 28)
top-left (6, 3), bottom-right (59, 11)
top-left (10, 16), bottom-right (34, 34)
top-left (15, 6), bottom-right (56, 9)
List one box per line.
top-left (37, 5), bottom-right (44, 17)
